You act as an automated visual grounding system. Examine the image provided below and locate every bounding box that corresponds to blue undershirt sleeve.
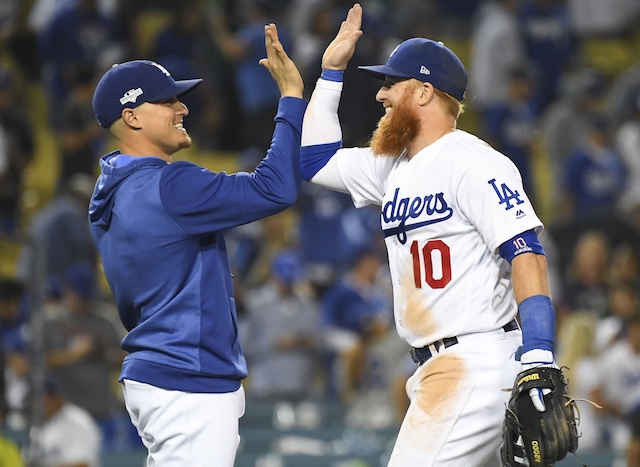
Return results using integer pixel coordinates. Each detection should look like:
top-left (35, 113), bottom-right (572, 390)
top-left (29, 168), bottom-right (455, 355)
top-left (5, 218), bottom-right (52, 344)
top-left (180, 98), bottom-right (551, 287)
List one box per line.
top-left (300, 141), bottom-right (342, 181)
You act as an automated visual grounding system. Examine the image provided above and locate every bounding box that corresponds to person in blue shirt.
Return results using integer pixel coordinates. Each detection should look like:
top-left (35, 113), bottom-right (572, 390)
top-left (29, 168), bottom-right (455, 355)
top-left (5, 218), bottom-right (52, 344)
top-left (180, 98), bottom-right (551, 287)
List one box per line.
top-left (88, 23), bottom-right (306, 467)
top-left (561, 114), bottom-right (627, 222)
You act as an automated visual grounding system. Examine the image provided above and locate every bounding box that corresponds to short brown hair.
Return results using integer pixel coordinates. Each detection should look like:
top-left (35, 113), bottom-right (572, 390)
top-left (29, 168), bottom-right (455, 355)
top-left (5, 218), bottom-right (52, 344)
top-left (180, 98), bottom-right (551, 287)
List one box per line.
top-left (434, 88), bottom-right (465, 119)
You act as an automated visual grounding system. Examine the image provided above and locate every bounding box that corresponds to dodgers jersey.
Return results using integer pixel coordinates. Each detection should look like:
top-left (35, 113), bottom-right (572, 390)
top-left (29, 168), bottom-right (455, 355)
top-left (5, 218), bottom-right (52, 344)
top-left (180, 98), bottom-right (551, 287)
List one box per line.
top-left (330, 131), bottom-right (542, 348)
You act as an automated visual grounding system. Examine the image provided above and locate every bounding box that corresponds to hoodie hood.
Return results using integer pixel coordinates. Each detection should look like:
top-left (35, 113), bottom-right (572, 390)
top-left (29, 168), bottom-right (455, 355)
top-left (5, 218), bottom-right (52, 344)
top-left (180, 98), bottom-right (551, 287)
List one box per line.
top-left (89, 150), bottom-right (169, 229)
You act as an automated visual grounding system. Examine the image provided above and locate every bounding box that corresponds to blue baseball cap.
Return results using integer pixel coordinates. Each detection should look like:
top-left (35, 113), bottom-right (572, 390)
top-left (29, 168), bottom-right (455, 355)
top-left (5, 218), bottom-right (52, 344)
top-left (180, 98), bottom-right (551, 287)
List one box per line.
top-left (271, 250), bottom-right (304, 284)
top-left (358, 38), bottom-right (467, 102)
top-left (65, 261), bottom-right (96, 300)
top-left (92, 60), bottom-right (202, 128)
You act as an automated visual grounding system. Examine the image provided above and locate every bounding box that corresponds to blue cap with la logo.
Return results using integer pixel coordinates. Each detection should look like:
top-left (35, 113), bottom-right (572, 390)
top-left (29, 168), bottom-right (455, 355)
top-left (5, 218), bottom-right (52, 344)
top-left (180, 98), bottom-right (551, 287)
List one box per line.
top-left (358, 38), bottom-right (467, 102)
top-left (92, 60), bottom-right (202, 128)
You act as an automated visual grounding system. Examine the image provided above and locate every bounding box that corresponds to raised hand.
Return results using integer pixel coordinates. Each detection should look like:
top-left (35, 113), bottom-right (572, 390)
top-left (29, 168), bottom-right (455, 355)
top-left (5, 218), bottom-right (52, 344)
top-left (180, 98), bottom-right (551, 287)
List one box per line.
top-left (259, 23), bottom-right (304, 99)
top-left (321, 3), bottom-right (364, 70)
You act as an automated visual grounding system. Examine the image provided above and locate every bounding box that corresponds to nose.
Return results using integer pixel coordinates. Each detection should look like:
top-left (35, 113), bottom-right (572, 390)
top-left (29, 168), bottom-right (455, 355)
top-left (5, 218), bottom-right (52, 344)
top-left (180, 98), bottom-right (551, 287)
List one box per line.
top-left (176, 100), bottom-right (189, 115)
top-left (376, 87), bottom-right (388, 103)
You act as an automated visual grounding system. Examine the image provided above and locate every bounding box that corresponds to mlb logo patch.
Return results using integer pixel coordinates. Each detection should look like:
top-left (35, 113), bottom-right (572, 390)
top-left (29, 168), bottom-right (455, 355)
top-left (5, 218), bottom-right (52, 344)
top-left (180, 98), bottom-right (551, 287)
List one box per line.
top-left (120, 88), bottom-right (143, 105)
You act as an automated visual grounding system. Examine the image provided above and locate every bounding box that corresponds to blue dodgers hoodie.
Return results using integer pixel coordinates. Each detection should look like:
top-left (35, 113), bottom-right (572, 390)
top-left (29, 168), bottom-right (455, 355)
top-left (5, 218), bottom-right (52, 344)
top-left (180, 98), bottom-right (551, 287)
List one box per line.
top-left (89, 97), bottom-right (307, 393)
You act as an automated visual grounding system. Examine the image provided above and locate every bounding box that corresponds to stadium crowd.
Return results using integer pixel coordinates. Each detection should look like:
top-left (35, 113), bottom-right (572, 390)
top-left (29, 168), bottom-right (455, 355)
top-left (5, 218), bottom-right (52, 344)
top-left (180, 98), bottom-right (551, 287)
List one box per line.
top-left (0, 0), bottom-right (640, 465)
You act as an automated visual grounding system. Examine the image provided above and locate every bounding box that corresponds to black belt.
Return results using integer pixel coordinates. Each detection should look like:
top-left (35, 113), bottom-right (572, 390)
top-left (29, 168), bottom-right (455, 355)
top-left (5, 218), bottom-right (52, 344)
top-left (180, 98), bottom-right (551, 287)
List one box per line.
top-left (410, 319), bottom-right (519, 366)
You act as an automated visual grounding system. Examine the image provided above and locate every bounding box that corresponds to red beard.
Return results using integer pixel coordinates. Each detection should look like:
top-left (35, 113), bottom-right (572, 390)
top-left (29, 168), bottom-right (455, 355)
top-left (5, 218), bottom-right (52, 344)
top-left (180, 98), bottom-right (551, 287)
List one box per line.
top-left (369, 88), bottom-right (420, 157)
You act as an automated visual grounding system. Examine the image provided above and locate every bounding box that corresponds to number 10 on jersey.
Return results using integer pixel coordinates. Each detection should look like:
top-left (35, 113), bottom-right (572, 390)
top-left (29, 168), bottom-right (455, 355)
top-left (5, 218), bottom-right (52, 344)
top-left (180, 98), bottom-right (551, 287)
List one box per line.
top-left (410, 240), bottom-right (452, 289)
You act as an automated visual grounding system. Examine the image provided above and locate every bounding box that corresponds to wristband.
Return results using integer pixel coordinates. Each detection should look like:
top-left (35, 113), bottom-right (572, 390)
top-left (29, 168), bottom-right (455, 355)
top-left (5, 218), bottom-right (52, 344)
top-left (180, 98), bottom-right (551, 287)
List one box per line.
top-left (519, 295), bottom-right (554, 354)
top-left (320, 69), bottom-right (344, 82)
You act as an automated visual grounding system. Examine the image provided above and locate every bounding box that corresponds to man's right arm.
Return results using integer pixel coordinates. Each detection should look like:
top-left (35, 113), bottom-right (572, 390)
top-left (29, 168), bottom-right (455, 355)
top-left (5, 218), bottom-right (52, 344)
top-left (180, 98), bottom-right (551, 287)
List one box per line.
top-left (300, 3), bottom-right (364, 189)
top-left (300, 76), bottom-right (346, 190)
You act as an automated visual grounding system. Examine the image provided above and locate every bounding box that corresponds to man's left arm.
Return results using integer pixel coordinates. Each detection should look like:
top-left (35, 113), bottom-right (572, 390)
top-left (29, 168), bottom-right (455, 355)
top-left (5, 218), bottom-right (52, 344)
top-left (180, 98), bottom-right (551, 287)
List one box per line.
top-left (499, 229), bottom-right (555, 368)
top-left (501, 242), bottom-right (580, 467)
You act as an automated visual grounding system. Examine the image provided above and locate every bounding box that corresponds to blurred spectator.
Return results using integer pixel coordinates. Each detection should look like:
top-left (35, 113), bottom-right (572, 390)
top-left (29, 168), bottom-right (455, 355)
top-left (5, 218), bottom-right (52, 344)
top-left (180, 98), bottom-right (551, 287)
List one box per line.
top-left (556, 230), bottom-right (611, 322)
top-left (0, 0), bottom-right (39, 82)
top-left (481, 63), bottom-right (539, 202)
top-left (294, 1), bottom-right (384, 146)
top-left (555, 311), bottom-right (603, 450)
top-left (469, 0), bottom-right (525, 114)
top-left (609, 243), bottom-right (640, 287)
top-left (18, 173), bottom-right (97, 286)
top-left (568, 0), bottom-right (640, 37)
top-left (560, 114), bottom-right (627, 223)
top-left (27, 374), bottom-right (102, 467)
top-left (37, 0), bottom-right (123, 130)
top-left (321, 248), bottom-right (392, 402)
top-left (296, 184), bottom-right (360, 287)
top-left (285, 0), bottom-right (326, 40)
top-left (607, 63), bottom-right (640, 127)
top-left (615, 92), bottom-right (640, 215)
top-left (56, 63), bottom-right (105, 187)
top-left (517, 0), bottom-right (577, 115)
top-left (211, 0), bottom-right (291, 150)
top-left (42, 262), bottom-right (126, 451)
top-left (27, 0), bottom-right (119, 35)
top-left (343, 324), bottom-right (407, 431)
top-left (590, 312), bottom-right (640, 455)
top-left (389, 0), bottom-right (439, 40)
top-left (235, 209), bottom-right (298, 290)
top-left (0, 278), bottom-right (30, 428)
top-left (0, 67), bottom-right (35, 238)
top-left (241, 250), bottom-right (323, 400)
top-left (434, 0), bottom-right (482, 38)
top-left (149, 0), bottom-right (224, 151)
top-left (540, 67), bottom-right (607, 205)
top-left (594, 280), bottom-right (640, 353)
top-left (292, 0), bottom-right (340, 82)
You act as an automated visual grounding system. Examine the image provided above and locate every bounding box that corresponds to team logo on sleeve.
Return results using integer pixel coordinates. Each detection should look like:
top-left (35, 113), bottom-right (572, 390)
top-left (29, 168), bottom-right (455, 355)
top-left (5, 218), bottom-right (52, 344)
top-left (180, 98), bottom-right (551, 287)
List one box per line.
top-left (488, 178), bottom-right (524, 211)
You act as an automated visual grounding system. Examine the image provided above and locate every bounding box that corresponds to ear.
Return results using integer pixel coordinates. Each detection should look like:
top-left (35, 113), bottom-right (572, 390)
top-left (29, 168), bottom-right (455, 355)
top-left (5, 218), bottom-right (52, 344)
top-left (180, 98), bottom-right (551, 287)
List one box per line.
top-left (417, 82), bottom-right (435, 106)
top-left (121, 108), bottom-right (142, 129)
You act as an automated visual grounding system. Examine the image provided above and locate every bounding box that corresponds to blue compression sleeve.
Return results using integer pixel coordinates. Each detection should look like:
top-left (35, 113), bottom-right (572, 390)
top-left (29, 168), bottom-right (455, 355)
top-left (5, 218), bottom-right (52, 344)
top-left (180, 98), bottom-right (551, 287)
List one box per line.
top-left (300, 141), bottom-right (342, 181)
top-left (499, 229), bottom-right (545, 264)
top-left (321, 69), bottom-right (344, 82)
top-left (519, 295), bottom-right (555, 353)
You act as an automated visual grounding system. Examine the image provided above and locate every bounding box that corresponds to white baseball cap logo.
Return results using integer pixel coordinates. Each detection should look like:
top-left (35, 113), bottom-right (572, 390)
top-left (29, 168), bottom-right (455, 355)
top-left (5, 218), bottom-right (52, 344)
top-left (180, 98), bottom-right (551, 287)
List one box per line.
top-left (420, 65), bottom-right (431, 75)
top-left (150, 61), bottom-right (171, 77)
top-left (120, 88), bottom-right (143, 105)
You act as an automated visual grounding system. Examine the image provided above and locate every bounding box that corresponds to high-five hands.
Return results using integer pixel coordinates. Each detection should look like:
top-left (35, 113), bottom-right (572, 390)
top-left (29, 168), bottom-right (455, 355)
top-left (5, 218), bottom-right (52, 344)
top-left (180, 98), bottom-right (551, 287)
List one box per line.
top-left (260, 23), bottom-right (304, 99)
top-left (321, 3), bottom-right (364, 70)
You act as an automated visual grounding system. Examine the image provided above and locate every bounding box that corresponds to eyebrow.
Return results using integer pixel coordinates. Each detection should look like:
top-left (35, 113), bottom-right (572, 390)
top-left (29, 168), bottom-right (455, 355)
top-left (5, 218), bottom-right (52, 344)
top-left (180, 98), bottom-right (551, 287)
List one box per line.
top-left (382, 77), bottom-right (408, 88)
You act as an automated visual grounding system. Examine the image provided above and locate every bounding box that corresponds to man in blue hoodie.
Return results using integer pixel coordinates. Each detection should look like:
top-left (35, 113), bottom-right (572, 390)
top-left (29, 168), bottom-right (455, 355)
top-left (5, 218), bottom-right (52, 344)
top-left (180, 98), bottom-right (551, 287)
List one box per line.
top-left (88, 23), bottom-right (306, 466)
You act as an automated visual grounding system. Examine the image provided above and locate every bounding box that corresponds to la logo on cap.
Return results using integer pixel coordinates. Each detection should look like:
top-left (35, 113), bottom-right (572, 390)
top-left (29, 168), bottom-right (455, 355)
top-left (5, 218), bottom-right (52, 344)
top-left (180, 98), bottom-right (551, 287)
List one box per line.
top-left (120, 88), bottom-right (143, 105)
top-left (151, 61), bottom-right (171, 77)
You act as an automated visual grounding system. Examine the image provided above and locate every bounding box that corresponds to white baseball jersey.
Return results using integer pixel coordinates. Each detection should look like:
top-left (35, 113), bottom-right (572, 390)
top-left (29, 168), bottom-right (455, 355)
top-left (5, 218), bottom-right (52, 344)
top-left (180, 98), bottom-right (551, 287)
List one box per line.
top-left (330, 130), bottom-right (542, 348)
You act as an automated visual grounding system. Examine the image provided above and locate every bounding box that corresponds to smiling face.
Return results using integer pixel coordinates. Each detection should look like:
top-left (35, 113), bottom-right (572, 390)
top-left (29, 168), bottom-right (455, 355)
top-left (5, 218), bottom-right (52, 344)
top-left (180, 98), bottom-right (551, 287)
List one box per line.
top-left (134, 96), bottom-right (192, 159)
top-left (369, 77), bottom-right (421, 157)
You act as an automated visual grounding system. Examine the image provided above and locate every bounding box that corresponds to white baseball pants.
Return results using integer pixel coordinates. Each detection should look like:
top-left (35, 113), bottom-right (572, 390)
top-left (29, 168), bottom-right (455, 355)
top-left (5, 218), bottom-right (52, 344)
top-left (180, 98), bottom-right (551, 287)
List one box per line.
top-left (388, 327), bottom-right (522, 467)
top-left (121, 379), bottom-right (245, 467)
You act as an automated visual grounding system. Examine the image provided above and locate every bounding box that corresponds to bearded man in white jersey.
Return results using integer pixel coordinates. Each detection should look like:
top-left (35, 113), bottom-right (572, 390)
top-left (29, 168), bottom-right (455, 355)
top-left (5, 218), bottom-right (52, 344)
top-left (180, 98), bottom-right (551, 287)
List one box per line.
top-left (300, 4), bottom-right (560, 466)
